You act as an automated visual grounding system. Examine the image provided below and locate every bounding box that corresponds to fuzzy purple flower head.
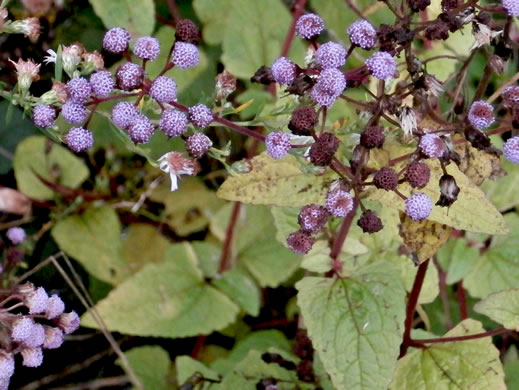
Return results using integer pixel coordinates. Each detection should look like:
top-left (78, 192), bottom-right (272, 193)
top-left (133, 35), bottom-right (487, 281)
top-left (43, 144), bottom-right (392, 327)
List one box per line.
top-left (150, 76), bottom-right (177, 103)
top-left (503, 136), bottom-right (519, 164)
top-left (503, 86), bottom-right (519, 108)
top-left (128, 114), bottom-right (155, 144)
top-left (66, 127), bottom-right (94, 152)
top-left (111, 102), bottom-right (139, 130)
top-left (468, 100), bottom-right (495, 130)
top-left (6, 227), bottom-right (26, 245)
top-left (347, 20), bottom-right (377, 49)
top-left (90, 71), bottom-right (114, 98)
top-left (316, 42), bottom-right (347, 69)
top-left (287, 230), bottom-right (315, 254)
top-left (66, 77), bottom-right (91, 103)
top-left (266, 131), bottom-right (291, 159)
top-left (33, 104), bottom-right (56, 128)
top-left (171, 42), bottom-right (199, 69)
top-left (419, 133), bottom-right (445, 158)
top-left (186, 133), bottom-right (213, 158)
top-left (311, 68), bottom-right (346, 107)
top-left (188, 104), bottom-right (213, 128)
top-left (61, 102), bottom-right (87, 124)
top-left (103, 27), bottom-right (131, 53)
top-left (116, 62), bottom-right (144, 91)
top-left (21, 348), bottom-right (43, 368)
top-left (0, 351), bottom-right (14, 381)
top-left (325, 189), bottom-right (354, 217)
top-left (365, 51), bottom-right (397, 80)
top-left (405, 193), bottom-right (433, 221)
top-left (271, 57), bottom-right (297, 85)
top-left (502, 0), bottom-right (519, 16)
top-left (159, 109), bottom-right (188, 137)
top-left (133, 36), bottom-right (160, 61)
top-left (295, 13), bottom-right (324, 39)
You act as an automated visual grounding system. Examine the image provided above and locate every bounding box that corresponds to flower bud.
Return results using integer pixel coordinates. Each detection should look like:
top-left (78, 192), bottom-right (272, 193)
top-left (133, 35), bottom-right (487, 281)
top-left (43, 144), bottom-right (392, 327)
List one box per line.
top-left (81, 51), bottom-right (104, 74)
top-left (436, 174), bottom-right (460, 207)
top-left (8, 17), bottom-right (40, 41)
top-left (215, 70), bottom-right (236, 101)
top-left (62, 43), bottom-right (84, 77)
top-left (250, 66), bottom-right (274, 85)
top-left (488, 55), bottom-right (505, 74)
top-left (399, 106), bottom-right (417, 137)
top-left (52, 82), bottom-right (68, 104)
top-left (8, 58), bottom-right (40, 94)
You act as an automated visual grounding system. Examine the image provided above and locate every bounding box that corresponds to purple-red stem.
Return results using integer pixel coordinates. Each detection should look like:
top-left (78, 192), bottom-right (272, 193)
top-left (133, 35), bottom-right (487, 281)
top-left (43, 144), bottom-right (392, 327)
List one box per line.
top-left (329, 202), bottom-right (359, 263)
top-left (280, 0), bottom-right (307, 57)
top-left (433, 257), bottom-right (453, 330)
top-left (411, 328), bottom-right (509, 345)
top-left (400, 259), bottom-right (429, 357)
top-left (457, 281), bottom-right (469, 320)
top-left (167, 0), bottom-right (181, 26)
top-left (218, 202), bottom-right (241, 273)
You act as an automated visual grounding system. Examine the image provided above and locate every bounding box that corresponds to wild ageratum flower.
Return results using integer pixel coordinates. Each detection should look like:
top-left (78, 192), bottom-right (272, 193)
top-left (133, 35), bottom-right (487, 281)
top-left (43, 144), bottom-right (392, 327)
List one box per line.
top-left (185, 133), bottom-right (213, 158)
top-left (325, 189), bottom-right (354, 217)
top-left (25, 287), bottom-right (49, 314)
top-left (503, 86), bottom-right (519, 108)
top-left (365, 51), bottom-right (397, 80)
top-left (33, 104), bottom-right (56, 128)
top-left (54, 311), bottom-right (80, 335)
top-left (111, 102), bottom-right (139, 130)
top-left (310, 68), bottom-right (346, 108)
top-left (23, 323), bottom-right (45, 348)
top-left (61, 102), bottom-right (87, 124)
top-left (468, 100), bottom-right (495, 130)
top-left (286, 230), bottom-right (315, 254)
top-left (158, 152), bottom-right (200, 191)
top-left (188, 104), bottom-right (213, 128)
top-left (405, 193), bottom-right (433, 221)
top-left (159, 109), bottom-right (188, 137)
top-left (45, 295), bottom-right (65, 320)
top-left (20, 347), bottom-right (43, 368)
top-left (6, 227), bottom-right (26, 245)
top-left (128, 114), bottom-right (155, 144)
top-left (0, 351), bottom-right (14, 380)
top-left (65, 127), bottom-right (94, 152)
top-left (502, 0), bottom-right (519, 16)
top-left (116, 62), bottom-right (144, 91)
top-left (503, 136), bottom-right (519, 164)
top-left (103, 27), bottom-right (131, 53)
top-left (149, 76), bottom-right (177, 103)
top-left (171, 42), bottom-right (199, 69)
top-left (89, 71), bottom-right (114, 98)
top-left (347, 20), bottom-right (377, 50)
top-left (316, 42), bottom-right (347, 69)
top-left (11, 317), bottom-right (35, 343)
top-left (298, 205), bottom-right (329, 233)
top-left (295, 13), bottom-right (325, 39)
top-left (66, 77), bottom-right (92, 103)
top-left (419, 133), bottom-right (445, 158)
top-left (43, 326), bottom-right (64, 349)
top-left (265, 131), bottom-right (291, 159)
top-left (133, 36), bottom-right (160, 61)
top-left (271, 57), bottom-right (297, 85)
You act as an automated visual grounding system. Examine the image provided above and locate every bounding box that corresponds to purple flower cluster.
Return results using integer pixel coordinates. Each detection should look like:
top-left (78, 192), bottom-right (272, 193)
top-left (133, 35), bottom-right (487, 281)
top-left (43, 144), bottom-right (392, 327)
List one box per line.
top-left (468, 100), bottom-right (495, 130)
top-left (316, 42), bottom-right (347, 69)
top-left (405, 193), bottom-right (433, 221)
top-left (6, 227), bottom-right (26, 245)
top-left (171, 42), bottom-right (199, 69)
top-left (133, 37), bottom-right (160, 61)
top-left (265, 131), bottom-right (291, 159)
top-left (295, 14), bottom-right (325, 39)
top-left (0, 283), bottom-right (79, 387)
top-left (311, 68), bottom-right (347, 107)
top-left (271, 57), bottom-right (297, 85)
top-left (365, 51), bottom-right (397, 80)
top-left (347, 20), bottom-right (377, 49)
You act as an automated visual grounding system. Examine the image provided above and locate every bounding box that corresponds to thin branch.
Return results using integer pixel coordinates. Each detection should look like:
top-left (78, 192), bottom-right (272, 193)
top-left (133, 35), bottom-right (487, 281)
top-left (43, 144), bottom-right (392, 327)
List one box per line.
top-left (329, 202), bottom-right (359, 263)
top-left (218, 202), bottom-right (241, 273)
top-left (456, 281), bottom-right (468, 320)
top-left (280, 0), bottom-right (307, 57)
top-left (167, 0), bottom-right (181, 26)
top-left (411, 327), bottom-right (509, 345)
top-left (433, 257), bottom-right (453, 330)
top-left (46, 376), bottom-right (129, 390)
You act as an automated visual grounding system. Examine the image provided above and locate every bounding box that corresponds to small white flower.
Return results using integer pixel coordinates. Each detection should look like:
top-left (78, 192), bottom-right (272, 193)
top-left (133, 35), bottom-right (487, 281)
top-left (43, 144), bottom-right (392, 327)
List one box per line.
top-left (158, 152), bottom-right (199, 191)
top-left (471, 23), bottom-right (502, 49)
top-left (43, 49), bottom-right (57, 65)
top-left (399, 106), bottom-right (417, 137)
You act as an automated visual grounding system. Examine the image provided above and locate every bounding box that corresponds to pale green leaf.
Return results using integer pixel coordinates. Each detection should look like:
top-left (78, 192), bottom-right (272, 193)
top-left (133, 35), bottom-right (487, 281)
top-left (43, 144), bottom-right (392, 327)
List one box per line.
top-left (437, 238), bottom-right (479, 285)
top-left (505, 360), bottom-right (519, 390)
top-left (217, 153), bottom-right (335, 207)
top-left (52, 206), bottom-right (129, 285)
top-left (122, 224), bottom-right (169, 275)
top-left (296, 262), bottom-right (406, 390)
top-left (13, 136), bottom-right (89, 201)
top-left (213, 267), bottom-right (261, 316)
top-left (474, 289), bottom-right (519, 331)
top-left (193, 0), bottom-right (231, 45)
top-left (81, 244), bottom-right (239, 337)
top-left (390, 319), bottom-right (506, 390)
top-left (482, 158), bottom-right (519, 212)
top-left (176, 356), bottom-right (220, 390)
top-left (221, 0), bottom-right (305, 79)
top-left (117, 346), bottom-right (170, 390)
top-left (88, 0), bottom-right (155, 38)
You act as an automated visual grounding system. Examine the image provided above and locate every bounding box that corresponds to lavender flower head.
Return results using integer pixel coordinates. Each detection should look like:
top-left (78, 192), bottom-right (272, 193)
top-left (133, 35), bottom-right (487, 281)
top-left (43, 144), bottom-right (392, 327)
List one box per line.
top-left (171, 42), bottom-right (199, 69)
top-left (347, 20), bottom-right (377, 49)
top-left (468, 100), bottom-right (495, 130)
top-left (296, 13), bottom-right (325, 39)
top-left (271, 57), bottom-right (297, 85)
top-left (32, 104), bottom-right (56, 128)
top-left (150, 76), bottom-right (177, 103)
top-left (503, 136), bottom-right (519, 164)
top-left (111, 102), bottom-right (139, 130)
top-left (365, 51), bottom-right (397, 80)
top-left (316, 42), bottom-right (347, 69)
top-left (103, 27), bottom-right (131, 53)
top-left (188, 104), bottom-right (213, 128)
top-left (325, 189), bottom-right (354, 217)
top-left (66, 127), bottom-right (94, 153)
top-left (502, 0), bottom-right (519, 16)
top-left (405, 193), bottom-right (433, 221)
top-left (6, 227), bottom-right (26, 245)
top-left (311, 68), bottom-right (347, 107)
top-left (265, 131), bottom-right (291, 160)
top-left (133, 36), bottom-right (160, 61)
top-left (419, 133), bottom-right (445, 158)
top-left (159, 109), bottom-right (188, 137)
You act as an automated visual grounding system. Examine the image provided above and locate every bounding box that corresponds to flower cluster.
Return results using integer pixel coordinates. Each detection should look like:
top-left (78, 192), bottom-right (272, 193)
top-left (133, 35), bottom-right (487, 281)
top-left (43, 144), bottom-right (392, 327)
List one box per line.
top-left (0, 282), bottom-right (79, 388)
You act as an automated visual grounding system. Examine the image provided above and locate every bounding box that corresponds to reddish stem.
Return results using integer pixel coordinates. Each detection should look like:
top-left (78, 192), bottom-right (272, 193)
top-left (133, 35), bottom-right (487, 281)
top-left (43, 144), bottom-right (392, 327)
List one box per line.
top-left (190, 335), bottom-right (206, 359)
top-left (218, 202), bottom-right (241, 273)
top-left (86, 93), bottom-right (140, 106)
top-left (433, 257), bottom-right (453, 330)
top-left (167, 0), bottom-right (181, 26)
top-left (456, 281), bottom-right (468, 320)
top-left (280, 0), bottom-right (307, 57)
top-left (400, 259), bottom-right (430, 357)
top-left (411, 328), bottom-right (509, 345)
top-left (329, 202), bottom-right (359, 263)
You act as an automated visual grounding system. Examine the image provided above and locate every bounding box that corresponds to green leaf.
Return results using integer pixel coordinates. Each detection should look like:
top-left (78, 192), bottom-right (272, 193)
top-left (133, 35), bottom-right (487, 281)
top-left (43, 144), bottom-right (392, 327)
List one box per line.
top-left (13, 136), bottom-right (89, 201)
top-left (474, 289), bottom-right (519, 331)
top-left (211, 330), bottom-right (292, 375)
top-left (221, 0), bottom-right (305, 79)
top-left (88, 0), bottom-right (155, 38)
top-left (482, 158), bottom-right (519, 212)
top-left (296, 262), bottom-right (406, 390)
top-left (464, 214), bottom-right (519, 298)
top-left (437, 238), bottom-right (479, 285)
top-left (117, 346), bottom-right (170, 390)
top-left (213, 267), bottom-right (261, 316)
top-left (505, 360), bottom-right (519, 390)
top-left (122, 224), bottom-right (169, 275)
top-left (176, 356), bottom-right (221, 389)
top-left (81, 243), bottom-right (240, 337)
top-left (217, 153), bottom-right (335, 207)
top-left (52, 206), bottom-right (130, 285)
top-left (390, 319), bottom-right (506, 390)
top-left (0, 102), bottom-right (38, 174)
top-left (193, 0), bottom-right (231, 45)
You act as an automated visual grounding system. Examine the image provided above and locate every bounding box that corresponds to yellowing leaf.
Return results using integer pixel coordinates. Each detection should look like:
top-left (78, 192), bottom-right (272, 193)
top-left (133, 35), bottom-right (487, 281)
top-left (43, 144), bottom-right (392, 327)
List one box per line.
top-left (217, 153), bottom-right (334, 207)
top-left (399, 213), bottom-right (452, 263)
top-left (365, 145), bottom-right (508, 235)
top-left (390, 319), bottom-right (506, 390)
top-left (474, 289), bottom-right (519, 331)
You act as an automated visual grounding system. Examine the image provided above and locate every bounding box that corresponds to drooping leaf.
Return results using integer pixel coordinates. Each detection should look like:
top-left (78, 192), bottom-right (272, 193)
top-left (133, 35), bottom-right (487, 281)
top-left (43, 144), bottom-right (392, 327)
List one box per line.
top-left (474, 289), bottom-right (519, 331)
top-left (88, 0), bottom-right (155, 38)
top-left (117, 346), bottom-right (170, 390)
top-left (296, 262), bottom-right (406, 390)
top-left (390, 319), bottom-right (506, 390)
top-left (81, 243), bottom-right (239, 337)
top-left (217, 153), bottom-right (335, 207)
top-left (464, 214), bottom-right (519, 298)
top-left (13, 136), bottom-right (89, 201)
top-left (213, 267), bottom-right (261, 316)
top-left (52, 206), bottom-right (129, 285)
top-left (221, 0), bottom-right (305, 79)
